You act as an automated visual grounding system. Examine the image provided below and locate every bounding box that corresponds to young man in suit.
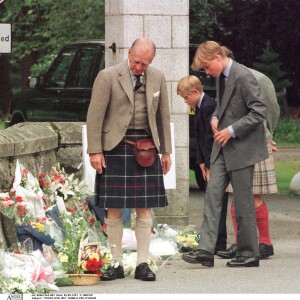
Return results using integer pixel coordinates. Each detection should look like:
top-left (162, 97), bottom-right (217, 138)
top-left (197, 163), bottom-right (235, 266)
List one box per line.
top-left (182, 40), bottom-right (268, 268)
top-left (216, 46), bottom-right (279, 260)
top-left (86, 37), bottom-right (172, 281)
top-left (177, 75), bottom-right (228, 253)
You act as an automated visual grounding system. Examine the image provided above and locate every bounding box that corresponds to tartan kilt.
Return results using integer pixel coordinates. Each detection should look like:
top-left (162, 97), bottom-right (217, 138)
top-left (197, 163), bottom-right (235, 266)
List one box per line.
top-left (227, 141), bottom-right (278, 194)
top-left (93, 129), bottom-right (168, 208)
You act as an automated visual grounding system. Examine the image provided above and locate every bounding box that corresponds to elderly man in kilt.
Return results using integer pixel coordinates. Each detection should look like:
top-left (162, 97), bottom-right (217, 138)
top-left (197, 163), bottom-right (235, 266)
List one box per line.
top-left (86, 37), bottom-right (172, 281)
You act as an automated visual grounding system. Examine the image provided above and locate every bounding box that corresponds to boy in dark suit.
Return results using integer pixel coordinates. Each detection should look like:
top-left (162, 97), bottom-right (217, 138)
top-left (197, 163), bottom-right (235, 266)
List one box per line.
top-left (177, 75), bottom-right (228, 253)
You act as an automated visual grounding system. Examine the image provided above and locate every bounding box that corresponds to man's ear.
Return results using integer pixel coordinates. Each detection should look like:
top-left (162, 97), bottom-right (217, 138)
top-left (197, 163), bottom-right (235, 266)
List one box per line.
top-left (215, 54), bottom-right (222, 62)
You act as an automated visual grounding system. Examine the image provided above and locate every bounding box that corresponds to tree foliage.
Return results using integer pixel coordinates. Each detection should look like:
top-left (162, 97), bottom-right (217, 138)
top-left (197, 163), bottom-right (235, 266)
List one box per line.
top-left (1, 0), bottom-right (105, 76)
top-left (253, 41), bottom-right (292, 93)
top-left (189, 0), bottom-right (232, 44)
top-left (190, 0), bottom-right (300, 108)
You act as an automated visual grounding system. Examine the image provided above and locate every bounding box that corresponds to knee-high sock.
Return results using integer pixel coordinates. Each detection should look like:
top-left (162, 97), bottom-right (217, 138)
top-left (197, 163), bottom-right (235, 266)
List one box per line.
top-left (135, 218), bottom-right (153, 266)
top-left (256, 202), bottom-right (272, 245)
top-left (230, 204), bottom-right (238, 244)
top-left (105, 217), bottom-right (123, 263)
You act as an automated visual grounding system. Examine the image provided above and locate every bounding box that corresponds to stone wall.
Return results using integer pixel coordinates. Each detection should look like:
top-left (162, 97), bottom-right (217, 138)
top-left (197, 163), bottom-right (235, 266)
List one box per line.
top-left (0, 122), bottom-right (85, 192)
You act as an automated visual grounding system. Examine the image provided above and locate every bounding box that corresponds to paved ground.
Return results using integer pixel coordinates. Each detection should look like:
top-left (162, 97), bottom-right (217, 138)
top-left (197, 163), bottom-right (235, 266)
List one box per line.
top-left (54, 188), bottom-right (300, 295)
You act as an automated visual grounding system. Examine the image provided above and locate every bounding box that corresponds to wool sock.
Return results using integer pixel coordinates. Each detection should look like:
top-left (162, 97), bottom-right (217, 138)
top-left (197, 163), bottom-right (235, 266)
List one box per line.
top-left (105, 217), bottom-right (123, 264)
top-left (230, 204), bottom-right (238, 245)
top-left (256, 201), bottom-right (272, 245)
top-left (135, 218), bottom-right (153, 266)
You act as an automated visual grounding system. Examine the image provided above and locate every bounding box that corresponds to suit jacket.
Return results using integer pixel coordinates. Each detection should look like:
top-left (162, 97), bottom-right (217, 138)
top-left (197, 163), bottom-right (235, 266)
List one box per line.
top-left (86, 60), bottom-right (172, 154)
top-left (212, 61), bottom-right (268, 171)
top-left (195, 93), bottom-right (216, 168)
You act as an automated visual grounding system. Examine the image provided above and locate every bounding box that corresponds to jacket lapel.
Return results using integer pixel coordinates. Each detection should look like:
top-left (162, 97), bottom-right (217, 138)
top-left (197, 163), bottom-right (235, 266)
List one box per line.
top-left (219, 62), bottom-right (236, 118)
top-left (118, 61), bottom-right (134, 105)
top-left (145, 67), bottom-right (155, 113)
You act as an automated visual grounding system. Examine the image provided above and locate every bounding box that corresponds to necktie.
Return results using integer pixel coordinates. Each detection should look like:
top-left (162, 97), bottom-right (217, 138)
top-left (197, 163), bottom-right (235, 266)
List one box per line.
top-left (135, 75), bottom-right (143, 91)
top-left (219, 73), bottom-right (225, 105)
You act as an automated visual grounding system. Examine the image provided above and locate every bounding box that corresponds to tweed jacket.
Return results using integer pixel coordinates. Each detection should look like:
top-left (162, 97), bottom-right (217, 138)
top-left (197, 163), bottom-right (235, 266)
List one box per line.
top-left (249, 68), bottom-right (280, 142)
top-left (86, 60), bottom-right (171, 155)
top-left (212, 61), bottom-right (269, 171)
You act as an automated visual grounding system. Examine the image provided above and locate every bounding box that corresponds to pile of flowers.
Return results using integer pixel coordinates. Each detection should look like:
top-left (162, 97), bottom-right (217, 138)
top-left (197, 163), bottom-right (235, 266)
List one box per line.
top-left (0, 160), bottom-right (113, 292)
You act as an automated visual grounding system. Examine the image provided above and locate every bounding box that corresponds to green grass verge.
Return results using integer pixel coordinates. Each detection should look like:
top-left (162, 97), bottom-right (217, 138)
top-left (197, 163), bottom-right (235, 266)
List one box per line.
top-left (275, 160), bottom-right (300, 196)
top-left (190, 160), bottom-right (300, 196)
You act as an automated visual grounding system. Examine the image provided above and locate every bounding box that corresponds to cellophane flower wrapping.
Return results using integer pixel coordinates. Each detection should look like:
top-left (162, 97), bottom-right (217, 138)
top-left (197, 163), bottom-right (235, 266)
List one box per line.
top-left (176, 225), bottom-right (200, 252)
top-left (150, 224), bottom-right (179, 257)
top-left (13, 160), bottom-right (46, 222)
top-left (0, 250), bottom-right (57, 292)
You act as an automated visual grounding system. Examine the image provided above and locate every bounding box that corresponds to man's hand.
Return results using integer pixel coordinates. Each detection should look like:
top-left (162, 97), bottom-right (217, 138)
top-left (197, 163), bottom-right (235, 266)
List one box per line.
top-left (270, 140), bottom-right (278, 152)
top-left (89, 153), bottom-right (106, 174)
top-left (199, 163), bottom-right (207, 181)
top-left (200, 163), bottom-right (210, 182)
top-left (211, 118), bottom-right (219, 135)
top-left (161, 154), bottom-right (172, 175)
top-left (214, 128), bottom-right (232, 147)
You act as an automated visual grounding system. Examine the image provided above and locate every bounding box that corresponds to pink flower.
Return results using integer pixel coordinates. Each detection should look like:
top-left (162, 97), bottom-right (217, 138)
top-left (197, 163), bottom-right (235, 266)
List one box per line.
top-left (51, 172), bottom-right (65, 184)
top-left (2, 199), bottom-right (15, 208)
top-left (22, 169), bottom-right (29, 177)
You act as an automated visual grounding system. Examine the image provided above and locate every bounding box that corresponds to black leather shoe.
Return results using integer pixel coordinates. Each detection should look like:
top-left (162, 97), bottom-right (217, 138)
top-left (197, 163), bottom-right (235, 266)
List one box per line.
top-left (259, 243), bottom-right (274, 259)
top-left (216, 244), bottom-right (237, 259)
top-left (214, 243), bottom-right (227, 254)
top-left (227, 256), bottom-right (259, 267)
top-left (134, 263), bottom-right (156, 281)
top-left (182, 249), bottom-right (214, 267)
top-left (100, 265), bottom-right (125, 281)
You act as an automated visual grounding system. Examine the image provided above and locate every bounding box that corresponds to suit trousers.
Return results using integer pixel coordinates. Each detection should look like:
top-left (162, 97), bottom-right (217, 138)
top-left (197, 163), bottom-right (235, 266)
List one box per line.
top-left (199, 151), bottom-right (259, 257)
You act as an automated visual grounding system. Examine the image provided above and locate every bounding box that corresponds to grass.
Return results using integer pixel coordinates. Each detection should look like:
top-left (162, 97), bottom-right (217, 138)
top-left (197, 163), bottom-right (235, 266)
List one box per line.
top-left (190, 160), bottom-right (300, 196)
top-left (275, 160), bottom-right (300, 195)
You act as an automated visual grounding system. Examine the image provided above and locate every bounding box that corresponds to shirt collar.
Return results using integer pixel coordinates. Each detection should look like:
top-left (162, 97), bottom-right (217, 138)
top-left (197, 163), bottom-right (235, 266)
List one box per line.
top-left (223, 58), bottom-right (233, 78)
top-left (197, 92), bottom-right (205, 109)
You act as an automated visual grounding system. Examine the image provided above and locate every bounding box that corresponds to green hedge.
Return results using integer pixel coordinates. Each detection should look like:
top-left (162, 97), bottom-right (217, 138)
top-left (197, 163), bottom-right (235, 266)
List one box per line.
top-left (274, 118), bottom-right (300, 146)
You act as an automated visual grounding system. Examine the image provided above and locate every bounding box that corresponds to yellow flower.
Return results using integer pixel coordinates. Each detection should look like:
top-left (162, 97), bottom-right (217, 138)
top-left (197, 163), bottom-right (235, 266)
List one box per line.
top-left (81, 261), bottom-right (88, 271)
top-left (58, 253), bottom-right (69, 263)
top-left (31, 222), bottom-right (45, 232)
top-left (89, 253), bottom-right (99, 260)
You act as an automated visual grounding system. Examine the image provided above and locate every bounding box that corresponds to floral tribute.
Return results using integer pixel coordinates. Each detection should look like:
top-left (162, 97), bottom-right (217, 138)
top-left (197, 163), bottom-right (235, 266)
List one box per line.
top-left (176, 225), bottom-right (200, 252)
top-left (0, 160), bottom-right (112, 293)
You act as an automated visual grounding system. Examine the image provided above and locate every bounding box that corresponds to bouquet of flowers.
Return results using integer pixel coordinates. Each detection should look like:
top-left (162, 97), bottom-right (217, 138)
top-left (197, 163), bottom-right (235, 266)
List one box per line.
top-left (13, 160), bottom-right (46, 220)
top-left (39, 163), bottom-right (90, 210)
top-left (79, 245), bottom-right (113, 276)
top-left (57, 205), bottom-right (111, 276)
top-left (0, 275), bottom-right (50, 294)
top-left (0, 190), bottom-right (37, 225)
top-left (176, 225), bottom-right (200, 252)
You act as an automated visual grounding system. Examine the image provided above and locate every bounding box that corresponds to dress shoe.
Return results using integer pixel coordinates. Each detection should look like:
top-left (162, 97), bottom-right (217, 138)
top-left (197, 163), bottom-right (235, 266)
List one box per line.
top-left (259, 243), bottom-right (274, 259)
top-left (227, 256), bottom-right (259, 267)
top-left (182, 249), bottom-right (214, 267)
top-left (134, 263), bottom-right (156, 281)
top-left (214, 243), bottom-right (227, 254)
top-left (100, 265), bottom-right (125, 281)
top-left (216, 244), bottom-right (237, 259)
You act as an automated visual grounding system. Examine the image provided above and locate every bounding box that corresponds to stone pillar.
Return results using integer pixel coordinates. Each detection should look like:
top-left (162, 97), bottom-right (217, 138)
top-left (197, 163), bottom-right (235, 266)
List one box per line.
top-left (105, 0), bottom-right (190, 226)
